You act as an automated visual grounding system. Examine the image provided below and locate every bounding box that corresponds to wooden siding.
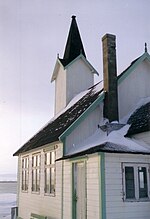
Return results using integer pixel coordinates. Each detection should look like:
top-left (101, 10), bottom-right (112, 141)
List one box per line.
top-left (86, 155), bottom-right (100, 219)
top-left (65, 104), bottom-right (103, 154)
top-left (105, 153), bottom-right (150, 219)
top-left (18, 143), bottom-right (63, 219)
top-left (133, 131), bottom-right (150, 145)
top-left (118, 60), bottom-right (150, 120)
top-left (55, 57), bottom-right (94, 115)
top-left (55, 65), bottom-right (67, 115)
top-left (63, 155), bottom-right (100, 219)
top-left (62, 160), bottom-right (72, 219)
top-left (66, 58), bottom-right (94, 105)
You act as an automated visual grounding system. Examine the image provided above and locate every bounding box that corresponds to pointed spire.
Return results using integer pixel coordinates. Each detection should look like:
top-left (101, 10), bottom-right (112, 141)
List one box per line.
top-left (145, 42), bottom-right (148, 53)
top-left (62, 15), bottom-right (86, 65)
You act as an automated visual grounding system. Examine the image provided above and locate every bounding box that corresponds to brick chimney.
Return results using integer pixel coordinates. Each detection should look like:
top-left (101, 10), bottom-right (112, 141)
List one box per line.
top-left (102, 34), bottom-right (119, 122)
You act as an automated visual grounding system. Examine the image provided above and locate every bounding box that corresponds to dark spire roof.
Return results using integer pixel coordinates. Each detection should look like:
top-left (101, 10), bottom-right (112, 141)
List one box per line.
top-left (60, 15), bottom-right (86, 66)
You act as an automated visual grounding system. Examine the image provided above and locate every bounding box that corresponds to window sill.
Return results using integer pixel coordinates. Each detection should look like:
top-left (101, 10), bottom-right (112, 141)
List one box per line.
top-left (31, 191), bottom-right (40, 195)
top-left (44, 193), bottom-right (55, 197)
top-left (21, 190), bottom-right (28, 193)
top-left (123, 198), bottom-right (150, 202)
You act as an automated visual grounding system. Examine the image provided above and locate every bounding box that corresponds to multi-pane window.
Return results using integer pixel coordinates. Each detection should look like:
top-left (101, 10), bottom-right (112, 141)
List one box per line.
top-left (44, 151), bottom-right (55, 195)
top-left (21, 156), bottom-right (29, 191)
top-left (32, 153), bottom-right (41, 193)
top-left (123, 163), bottom-right (150, 201)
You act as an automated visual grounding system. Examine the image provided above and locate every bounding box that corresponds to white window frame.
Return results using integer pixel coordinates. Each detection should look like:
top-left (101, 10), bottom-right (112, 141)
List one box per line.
top-left (31, 153), bottom-right (41, 193)
top-left (122, 163), bottom-right (150, 201)
top-left (21, 156), bottom-right (29, 192)
top-left (44, 150), bottom-right (56, 196)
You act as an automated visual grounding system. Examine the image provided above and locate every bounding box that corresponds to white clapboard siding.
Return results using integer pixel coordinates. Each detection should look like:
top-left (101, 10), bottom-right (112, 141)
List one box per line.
top-left (118, 60), bottom-right (150, 120)
top-left (133, 131), bottom-right (150, 145)
top-left (86, 155), bottom-right (100, 219)
top-left (105, 153), bottom-right (150, 219)
top-left (55, 64), bottom-right (67, 115)
top-left (55, 57), bottom-right (94, 115)
top-left (18, 143), bottom-right (62, 219)
top-left (66, 58), bottom-right (94, 104)
top-left (63, 160), bottom-right (72, 219)
top-left (65, 104), bottom-right (103, 154)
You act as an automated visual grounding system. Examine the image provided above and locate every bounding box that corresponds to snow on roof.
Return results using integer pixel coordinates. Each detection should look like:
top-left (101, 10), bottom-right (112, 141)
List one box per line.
top-left (120, 97), bottom-right (150, 123)
top-left (14, 82), bottom-right (103, 156)
top-left (65, 124), bottom-right (150, 158)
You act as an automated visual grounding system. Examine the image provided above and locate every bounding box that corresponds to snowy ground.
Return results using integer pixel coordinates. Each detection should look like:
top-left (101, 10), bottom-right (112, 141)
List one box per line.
top-left (0, 182), bottom-right (17, 219)
top-left (0, 193), bottom-right (16, 219)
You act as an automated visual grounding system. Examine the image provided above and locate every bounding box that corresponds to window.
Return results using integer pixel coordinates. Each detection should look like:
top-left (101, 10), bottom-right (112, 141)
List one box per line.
top-left (32, 153), bottom-right (41, 193)
top-left (44, 151), bottom-right (55, 195)
top-left (21, 156), bottom-right (29, 191)
top-left (123, 163), bottom-right (150, 201)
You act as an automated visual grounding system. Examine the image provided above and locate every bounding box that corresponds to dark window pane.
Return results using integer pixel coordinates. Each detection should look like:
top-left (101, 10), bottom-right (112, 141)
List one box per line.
top-left (125, 167), bottom-right (135, 199)
top-left (138, 167), bottom-right (148, 198)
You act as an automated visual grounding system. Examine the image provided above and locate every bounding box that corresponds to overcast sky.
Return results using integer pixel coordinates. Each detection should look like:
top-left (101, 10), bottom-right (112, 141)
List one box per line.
top-left (0, 0), bottom-right (150, 174)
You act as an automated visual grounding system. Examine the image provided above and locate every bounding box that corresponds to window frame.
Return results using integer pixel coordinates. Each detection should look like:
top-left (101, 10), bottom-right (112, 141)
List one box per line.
top-left (122, 162), bottom-right (150, 202)
top-left (21, 156), bottom-right (29, 192)
top-left (31, 153), bottom-right (41, 194)
top-left (44, 150), bottom-right (56, 196)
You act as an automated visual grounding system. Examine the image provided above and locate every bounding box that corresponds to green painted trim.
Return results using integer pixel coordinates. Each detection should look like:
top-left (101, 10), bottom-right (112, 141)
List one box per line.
top-left (118, 52), bottom-right (150, 85)
top-left (61, 139), bottom-right (65, 219)
top-left (71, 163), bottom-right (76, 219)
top-left (30, 213), bottom-right (46, 219)
top-left (64, 54), bottom-right (99, 75)
top-left (99, 152), bottom-right (106, 219)
top-left (59, 92), bottom-right (105, 141)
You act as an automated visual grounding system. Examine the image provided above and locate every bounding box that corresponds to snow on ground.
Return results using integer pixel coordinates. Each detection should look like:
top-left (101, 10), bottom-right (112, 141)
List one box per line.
top-left (0, 193), bottom-right (16, 219)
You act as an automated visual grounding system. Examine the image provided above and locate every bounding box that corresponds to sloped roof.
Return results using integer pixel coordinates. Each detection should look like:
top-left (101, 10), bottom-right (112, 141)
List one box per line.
top-left (118, 51), bottom-right (150, 84)
top-left (126, 102), bottom-right (150, 136)
top-left (13, 83), bottom-right (103, 156)
top-left (60, 15), bottom-right (86, 67)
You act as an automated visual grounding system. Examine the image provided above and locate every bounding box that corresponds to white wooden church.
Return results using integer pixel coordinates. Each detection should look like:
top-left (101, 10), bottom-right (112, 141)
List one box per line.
top-left (14, 16), bottom-right (150, 219)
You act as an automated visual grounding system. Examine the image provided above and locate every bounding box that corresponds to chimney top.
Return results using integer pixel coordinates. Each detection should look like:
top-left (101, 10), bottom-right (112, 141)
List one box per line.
top-left (102, 33), bottom-right (116, 41)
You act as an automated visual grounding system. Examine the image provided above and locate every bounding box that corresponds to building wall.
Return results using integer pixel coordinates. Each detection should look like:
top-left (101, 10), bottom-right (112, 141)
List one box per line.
top-left (133, 131), bottom-right (150, 145)
top-left (55, 64), bottom-right (67, 115)
top-left (18, 147), bottom-right (101, 219)
top-left (63, 154), bottom-right (100, 219)
top-left (55, 58), bottom-right (94, 115)
top-left (66, 58), bottom-right (94, 105)
top-left (18, 143), bottom-right (63, 219)
top-left (86, 154), bottom-right (100, 219)
top-left (65, 104), bottom-right (103, 155)
top-left (118, 60), bottom-right (150, 120)
top-left (105, 153), bottom-right (150, 219)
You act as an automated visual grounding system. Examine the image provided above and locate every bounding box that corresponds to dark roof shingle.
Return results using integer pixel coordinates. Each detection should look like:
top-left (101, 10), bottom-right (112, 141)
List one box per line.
top-left (13, 84), bottom-right (103, 156)
top-left (126, 102), bottom-right (150, 136)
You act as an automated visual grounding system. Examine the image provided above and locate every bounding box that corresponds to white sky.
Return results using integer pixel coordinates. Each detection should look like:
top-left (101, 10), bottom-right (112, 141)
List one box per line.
top-left (0, 0), bottom-right (150, 174)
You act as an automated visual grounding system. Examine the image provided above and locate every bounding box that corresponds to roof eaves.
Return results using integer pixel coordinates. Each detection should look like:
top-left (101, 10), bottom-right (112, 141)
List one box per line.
top-left (59, 91), bottom-right (105, 141)
top-left (118, 52), bottom-right (150, 85)
top-left (64, 54), bottom-right (99, 76)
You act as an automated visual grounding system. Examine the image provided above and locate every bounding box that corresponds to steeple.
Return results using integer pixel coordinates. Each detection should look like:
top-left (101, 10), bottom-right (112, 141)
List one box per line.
top-left (61, 15), bottom-right (86, 66)
top-left (52, 16), bottom-right (96, 115)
